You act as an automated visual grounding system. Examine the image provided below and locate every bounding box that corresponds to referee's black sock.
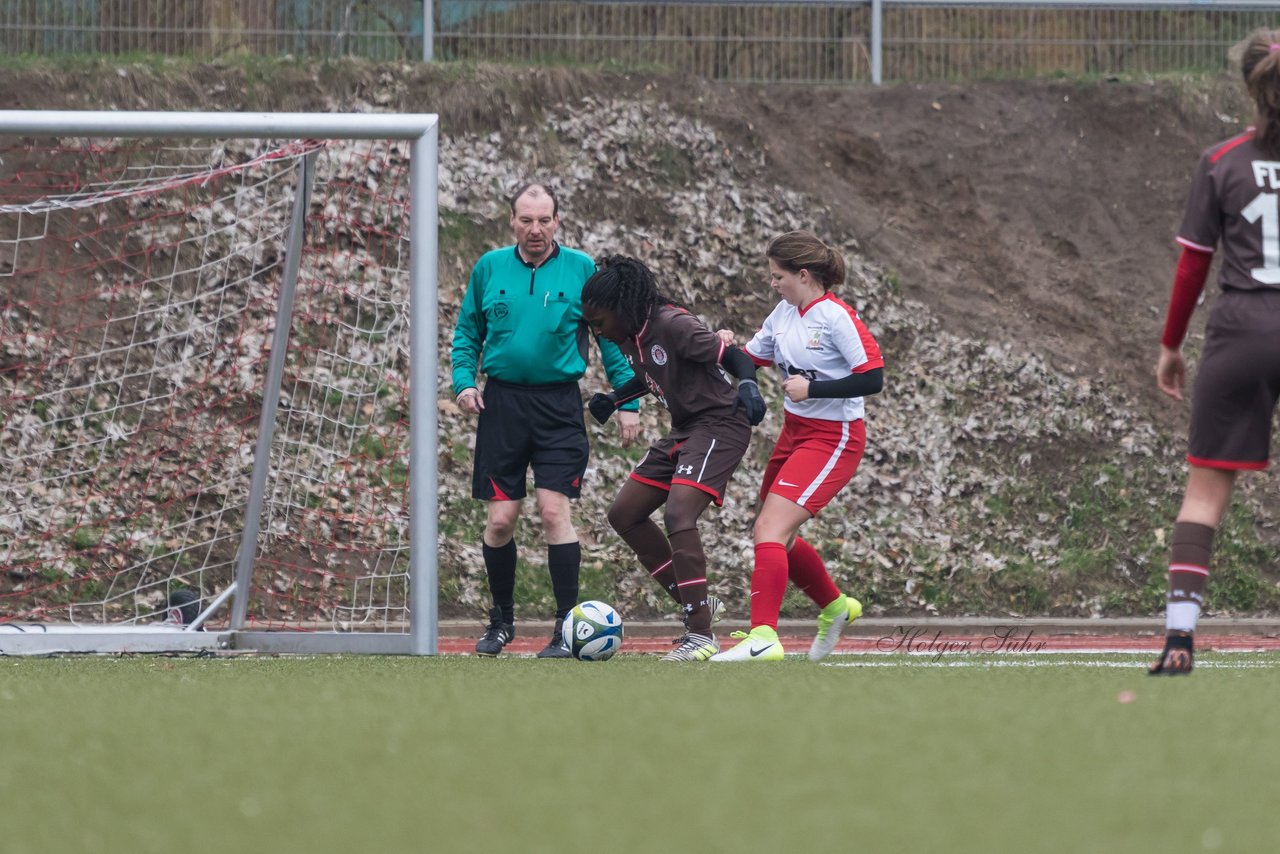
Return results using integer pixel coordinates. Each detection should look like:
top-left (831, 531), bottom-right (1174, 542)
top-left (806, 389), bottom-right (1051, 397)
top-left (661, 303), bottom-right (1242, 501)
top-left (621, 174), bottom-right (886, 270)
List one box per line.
top-left (482, 539), bottom-right (518, 625)
top-left (547, 542), bottom-right (581, 620)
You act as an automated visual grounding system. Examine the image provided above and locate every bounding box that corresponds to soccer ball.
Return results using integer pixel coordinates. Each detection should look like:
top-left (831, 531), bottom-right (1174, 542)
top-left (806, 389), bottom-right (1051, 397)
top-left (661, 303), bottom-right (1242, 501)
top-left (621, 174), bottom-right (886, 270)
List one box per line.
top-left (561, 600), bottom-right (624, 661)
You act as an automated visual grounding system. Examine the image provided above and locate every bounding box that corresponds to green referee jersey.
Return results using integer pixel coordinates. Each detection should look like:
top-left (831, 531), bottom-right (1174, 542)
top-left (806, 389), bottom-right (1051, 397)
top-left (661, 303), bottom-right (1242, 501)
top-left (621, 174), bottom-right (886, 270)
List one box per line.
top-left (450, 244), bottom-right (637, 405)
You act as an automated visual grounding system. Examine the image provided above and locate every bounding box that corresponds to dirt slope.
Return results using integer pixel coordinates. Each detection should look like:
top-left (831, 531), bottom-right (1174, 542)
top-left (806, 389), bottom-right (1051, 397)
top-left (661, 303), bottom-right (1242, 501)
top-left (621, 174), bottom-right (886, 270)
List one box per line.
top-left (667, 77), bottom-right (1257, 415)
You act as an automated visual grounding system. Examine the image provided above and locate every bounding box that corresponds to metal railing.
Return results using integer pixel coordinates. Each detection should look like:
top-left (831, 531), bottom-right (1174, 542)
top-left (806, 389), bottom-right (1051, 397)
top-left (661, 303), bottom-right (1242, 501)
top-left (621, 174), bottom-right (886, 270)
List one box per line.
top-left (0, 1), bottom-right (427, 60)
top-left (434, 0), bottom-right (1279, 83)
top-left (1, 1), bottom-right (1275, 83)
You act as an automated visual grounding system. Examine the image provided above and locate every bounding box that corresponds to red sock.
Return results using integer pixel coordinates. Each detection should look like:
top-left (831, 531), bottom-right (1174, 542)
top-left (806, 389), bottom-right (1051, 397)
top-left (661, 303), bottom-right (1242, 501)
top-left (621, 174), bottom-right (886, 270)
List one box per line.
top-left (787, 537), bottom-right (840, 609)
top-left (750, 542), bottom-right (789, 630)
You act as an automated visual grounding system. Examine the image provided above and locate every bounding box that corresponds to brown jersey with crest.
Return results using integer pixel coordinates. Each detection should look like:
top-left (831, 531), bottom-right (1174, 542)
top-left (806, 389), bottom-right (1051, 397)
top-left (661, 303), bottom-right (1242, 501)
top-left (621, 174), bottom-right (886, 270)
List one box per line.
top-left (617, 304), bottom-right (741, 430)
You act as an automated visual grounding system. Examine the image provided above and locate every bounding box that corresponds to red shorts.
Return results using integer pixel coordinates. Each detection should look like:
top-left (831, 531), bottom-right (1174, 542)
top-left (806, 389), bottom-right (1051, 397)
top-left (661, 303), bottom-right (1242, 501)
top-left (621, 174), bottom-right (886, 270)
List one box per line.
top-left (760, 411), bottom-right (866, 514)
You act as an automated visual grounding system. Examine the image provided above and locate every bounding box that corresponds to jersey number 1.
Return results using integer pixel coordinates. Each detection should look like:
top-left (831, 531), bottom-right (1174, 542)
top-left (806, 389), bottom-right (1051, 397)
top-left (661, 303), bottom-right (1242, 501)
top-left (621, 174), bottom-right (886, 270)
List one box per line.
top-left (1242, 191), bottom-right (1280, 284)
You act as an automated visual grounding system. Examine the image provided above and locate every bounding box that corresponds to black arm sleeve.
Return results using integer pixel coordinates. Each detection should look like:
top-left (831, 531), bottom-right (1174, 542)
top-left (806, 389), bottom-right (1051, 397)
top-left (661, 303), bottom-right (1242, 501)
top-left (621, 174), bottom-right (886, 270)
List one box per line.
top-left (722, 346), bottom-right (759, 382)
top-left (807, 368), bottom-right (884, 399)
top-left (610, 375), bottom-right (650, 406)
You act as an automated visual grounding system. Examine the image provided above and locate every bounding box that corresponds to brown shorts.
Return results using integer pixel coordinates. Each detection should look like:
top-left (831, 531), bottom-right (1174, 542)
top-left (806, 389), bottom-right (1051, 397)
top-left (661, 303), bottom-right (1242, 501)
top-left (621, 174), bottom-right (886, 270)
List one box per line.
top-left (1188, 289), bottom-right (1280, 470)
top-left (629, 412), bottom-right (751, 505)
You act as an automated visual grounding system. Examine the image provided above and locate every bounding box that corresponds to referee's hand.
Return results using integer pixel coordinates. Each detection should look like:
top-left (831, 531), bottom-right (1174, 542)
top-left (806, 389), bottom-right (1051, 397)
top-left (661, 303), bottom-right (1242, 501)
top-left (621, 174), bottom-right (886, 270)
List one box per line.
top-left (616, 410), bottom-right (641, 448)
top-left (457, 387), bottom-right (484, 413)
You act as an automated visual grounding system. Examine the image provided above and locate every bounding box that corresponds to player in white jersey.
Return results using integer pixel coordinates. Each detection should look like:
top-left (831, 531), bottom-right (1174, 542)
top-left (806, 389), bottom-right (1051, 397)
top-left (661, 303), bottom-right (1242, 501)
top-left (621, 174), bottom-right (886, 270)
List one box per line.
top-left (710, 230), bottom-right (885, 663)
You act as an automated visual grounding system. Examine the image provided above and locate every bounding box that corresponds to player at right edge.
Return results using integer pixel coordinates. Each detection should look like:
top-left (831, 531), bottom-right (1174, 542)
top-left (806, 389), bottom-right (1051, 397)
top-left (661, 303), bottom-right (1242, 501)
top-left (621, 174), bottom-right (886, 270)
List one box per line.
top-left (1150, 29), bottom-right (1280, 675)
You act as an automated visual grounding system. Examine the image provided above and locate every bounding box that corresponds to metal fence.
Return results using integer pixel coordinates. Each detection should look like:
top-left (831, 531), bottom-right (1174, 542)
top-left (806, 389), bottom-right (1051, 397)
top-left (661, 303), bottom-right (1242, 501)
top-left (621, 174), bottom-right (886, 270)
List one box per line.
top-left (435, 0), bottom-right (1280, 84)
top-left (0, 1), bottom-right (426, 58)
top-left (1, 1), bottom-right (1277, 83)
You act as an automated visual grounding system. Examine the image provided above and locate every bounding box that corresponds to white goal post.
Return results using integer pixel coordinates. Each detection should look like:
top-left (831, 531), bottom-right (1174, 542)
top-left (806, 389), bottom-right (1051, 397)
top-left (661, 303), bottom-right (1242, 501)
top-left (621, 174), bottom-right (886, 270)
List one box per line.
top-left (0, 110), bottom-right (439, 655)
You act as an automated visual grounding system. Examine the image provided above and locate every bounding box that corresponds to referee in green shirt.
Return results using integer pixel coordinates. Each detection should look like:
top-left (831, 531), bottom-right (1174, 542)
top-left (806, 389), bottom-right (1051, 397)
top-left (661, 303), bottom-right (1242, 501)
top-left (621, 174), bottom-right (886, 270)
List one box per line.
top-left (451, 182), bottom-right (640, 658)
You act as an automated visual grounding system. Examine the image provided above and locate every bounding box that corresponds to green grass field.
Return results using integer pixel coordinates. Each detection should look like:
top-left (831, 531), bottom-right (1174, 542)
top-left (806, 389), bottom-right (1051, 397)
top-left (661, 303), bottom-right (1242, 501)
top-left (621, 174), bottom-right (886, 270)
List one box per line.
top-left (3, 653), bottom-right (1278, 853)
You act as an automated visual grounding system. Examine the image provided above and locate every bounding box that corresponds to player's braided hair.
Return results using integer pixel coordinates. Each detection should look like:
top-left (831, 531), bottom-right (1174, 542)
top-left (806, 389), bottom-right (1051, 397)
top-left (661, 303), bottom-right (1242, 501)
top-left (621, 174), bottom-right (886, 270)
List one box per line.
top-left (582, 255), bottom-right (679, 336)
top-left (1242, 29), bottom-right (1280, 158)
top-left (766, 230), bottom-right (847, 290)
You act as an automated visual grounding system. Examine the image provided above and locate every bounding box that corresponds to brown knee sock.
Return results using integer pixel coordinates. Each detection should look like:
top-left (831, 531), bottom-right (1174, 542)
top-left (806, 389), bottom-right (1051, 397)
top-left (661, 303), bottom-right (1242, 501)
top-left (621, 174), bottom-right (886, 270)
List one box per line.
top-left (668, 528), bottom-right (711, 634)
top-left (614, 519), bottom-right (679, 605)
top-left (1166, 521), bottom-right (1213, 633)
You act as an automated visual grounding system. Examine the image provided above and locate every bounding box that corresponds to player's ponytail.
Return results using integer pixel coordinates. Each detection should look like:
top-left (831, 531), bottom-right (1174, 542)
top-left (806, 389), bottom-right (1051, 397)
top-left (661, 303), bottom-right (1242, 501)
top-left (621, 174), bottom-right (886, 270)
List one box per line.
top-left (1241, 29), bottom-right (1280, 158)
top-left (826, 246), bottom-right (848, 289)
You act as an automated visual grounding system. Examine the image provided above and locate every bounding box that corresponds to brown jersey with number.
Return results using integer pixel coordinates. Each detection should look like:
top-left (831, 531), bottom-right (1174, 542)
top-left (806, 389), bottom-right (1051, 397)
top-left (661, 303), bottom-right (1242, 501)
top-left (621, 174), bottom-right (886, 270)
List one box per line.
top-left (617, 304), bottom-right (741, 430)
top-left (1178, 129), bottom-right (1280, 291)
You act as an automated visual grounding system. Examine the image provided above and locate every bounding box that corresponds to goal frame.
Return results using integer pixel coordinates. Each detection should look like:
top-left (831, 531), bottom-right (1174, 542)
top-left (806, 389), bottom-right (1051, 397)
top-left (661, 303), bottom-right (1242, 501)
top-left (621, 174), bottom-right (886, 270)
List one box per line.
top-left (0, 110), bottom-right (440, 656)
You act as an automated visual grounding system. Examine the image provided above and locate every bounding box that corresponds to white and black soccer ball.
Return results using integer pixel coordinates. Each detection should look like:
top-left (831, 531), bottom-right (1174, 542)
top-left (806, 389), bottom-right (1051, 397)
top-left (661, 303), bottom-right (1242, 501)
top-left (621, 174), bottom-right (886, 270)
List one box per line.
top-left (561, 600), bottom-right (624, 661)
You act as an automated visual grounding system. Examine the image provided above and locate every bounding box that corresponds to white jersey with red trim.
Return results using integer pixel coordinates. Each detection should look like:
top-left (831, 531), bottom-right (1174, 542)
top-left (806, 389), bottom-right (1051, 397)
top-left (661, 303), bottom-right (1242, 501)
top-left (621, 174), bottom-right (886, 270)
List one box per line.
top-left (744, 293), bottom-right (883, 422)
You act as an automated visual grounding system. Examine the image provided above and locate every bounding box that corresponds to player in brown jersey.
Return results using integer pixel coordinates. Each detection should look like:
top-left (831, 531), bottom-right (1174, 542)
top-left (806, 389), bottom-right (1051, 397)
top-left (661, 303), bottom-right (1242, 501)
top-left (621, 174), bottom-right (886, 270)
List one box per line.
top-left (581, 255), bottom-right (767, 661)
top-left (1151, 30), bottom-right (1280, 675)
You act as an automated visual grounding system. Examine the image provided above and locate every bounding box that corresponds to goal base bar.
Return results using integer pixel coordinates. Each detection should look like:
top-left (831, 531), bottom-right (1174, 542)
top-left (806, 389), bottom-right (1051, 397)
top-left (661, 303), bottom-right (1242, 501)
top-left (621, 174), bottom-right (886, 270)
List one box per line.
top-left (0, 626), bottom-right (232, 656)
top-left (0, 627), bottom-right (422, 656)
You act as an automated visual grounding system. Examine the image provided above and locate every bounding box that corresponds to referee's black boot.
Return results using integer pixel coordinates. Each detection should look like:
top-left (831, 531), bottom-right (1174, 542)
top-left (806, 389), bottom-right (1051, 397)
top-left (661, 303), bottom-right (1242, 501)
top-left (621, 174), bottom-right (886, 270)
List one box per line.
top-left (536, 617), bottom-right (572, 659)
top-left (474, 607), bottom-right (514, 657)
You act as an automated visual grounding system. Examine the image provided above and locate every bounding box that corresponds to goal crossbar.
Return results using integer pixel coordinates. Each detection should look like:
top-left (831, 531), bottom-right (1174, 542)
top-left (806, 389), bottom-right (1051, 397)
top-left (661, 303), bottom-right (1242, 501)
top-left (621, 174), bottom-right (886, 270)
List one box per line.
top-left (0, 110), bottom-right (439, 140)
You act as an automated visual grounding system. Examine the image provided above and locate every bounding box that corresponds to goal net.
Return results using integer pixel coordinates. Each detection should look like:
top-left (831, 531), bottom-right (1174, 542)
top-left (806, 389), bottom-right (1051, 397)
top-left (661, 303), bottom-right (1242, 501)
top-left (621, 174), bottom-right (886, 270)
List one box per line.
top-left (0, 111), bottom-right (439, 655)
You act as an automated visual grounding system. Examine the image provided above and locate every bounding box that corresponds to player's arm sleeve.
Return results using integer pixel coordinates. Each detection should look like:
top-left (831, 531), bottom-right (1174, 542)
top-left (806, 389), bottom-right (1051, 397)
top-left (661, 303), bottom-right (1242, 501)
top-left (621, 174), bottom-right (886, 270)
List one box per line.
top-left (608, 375), bottom-right (650, 407)
top-left (450, 264), bottom-right (486, 396)
top-left (597, 336), bottom-right (640, 412)
top-left (722, 346), bottom-right (758, 381)
top-left (1160, 246), bottom-right (1214, 349)
top-left (809, 368), bottom-right (884, 399)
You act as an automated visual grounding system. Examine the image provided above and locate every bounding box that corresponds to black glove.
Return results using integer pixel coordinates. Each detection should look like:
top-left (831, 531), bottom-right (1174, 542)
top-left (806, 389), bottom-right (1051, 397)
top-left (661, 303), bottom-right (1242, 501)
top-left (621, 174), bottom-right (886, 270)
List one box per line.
top-left (588, 392), bottom-right (618, 424)
top-left (735, 379), bottom-right (766, 426)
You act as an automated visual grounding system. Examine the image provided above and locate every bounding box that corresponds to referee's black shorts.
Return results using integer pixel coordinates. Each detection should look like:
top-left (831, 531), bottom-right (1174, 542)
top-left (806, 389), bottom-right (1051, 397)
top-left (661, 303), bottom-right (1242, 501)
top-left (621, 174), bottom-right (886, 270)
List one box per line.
top-left (472, 378), bottom-right (589, 501)
top-left (1188, 289), bottom-right (1280, 471)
